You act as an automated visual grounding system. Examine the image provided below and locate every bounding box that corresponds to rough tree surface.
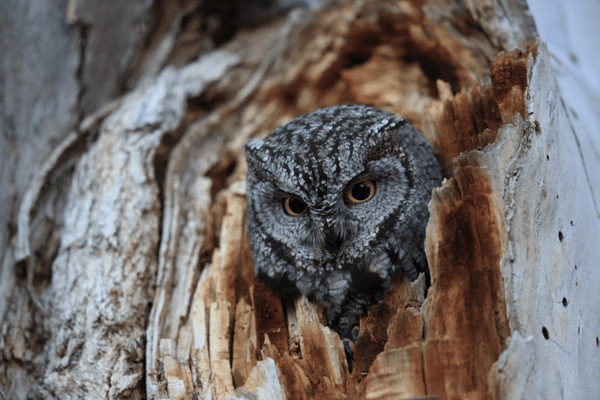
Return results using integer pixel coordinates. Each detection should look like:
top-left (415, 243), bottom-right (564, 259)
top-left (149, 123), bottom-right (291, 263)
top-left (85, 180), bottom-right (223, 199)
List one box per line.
top-left (1, 1), bottom-right (599, 399)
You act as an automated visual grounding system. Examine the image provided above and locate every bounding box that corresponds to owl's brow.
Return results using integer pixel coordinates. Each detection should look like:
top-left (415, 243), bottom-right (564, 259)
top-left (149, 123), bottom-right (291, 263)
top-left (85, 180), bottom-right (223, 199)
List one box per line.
top-left (344, 170), bottom-right (375, 185)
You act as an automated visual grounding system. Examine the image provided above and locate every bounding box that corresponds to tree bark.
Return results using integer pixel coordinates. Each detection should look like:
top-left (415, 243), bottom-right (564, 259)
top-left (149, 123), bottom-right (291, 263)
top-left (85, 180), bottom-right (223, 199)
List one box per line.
top-left (1, 1), bottom-right (599, 399)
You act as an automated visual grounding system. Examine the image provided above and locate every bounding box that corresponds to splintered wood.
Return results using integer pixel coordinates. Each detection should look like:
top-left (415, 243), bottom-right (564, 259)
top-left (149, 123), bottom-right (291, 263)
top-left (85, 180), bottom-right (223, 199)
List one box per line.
top-left (149, 2), bottom-right (543, 399)
top-left (159, 48), bottom-right (534, 399)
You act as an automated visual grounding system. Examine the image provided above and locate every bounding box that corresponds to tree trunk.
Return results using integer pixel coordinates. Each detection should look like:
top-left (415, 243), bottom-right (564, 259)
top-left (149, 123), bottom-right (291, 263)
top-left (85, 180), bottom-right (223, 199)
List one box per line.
top-left (1, 1), bottom-right (599, 399)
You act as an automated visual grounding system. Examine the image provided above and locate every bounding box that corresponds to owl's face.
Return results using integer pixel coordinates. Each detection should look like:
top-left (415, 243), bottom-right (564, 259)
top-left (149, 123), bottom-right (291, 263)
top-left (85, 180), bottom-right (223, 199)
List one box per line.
top-left (245, 106), bottom-right (441, 319)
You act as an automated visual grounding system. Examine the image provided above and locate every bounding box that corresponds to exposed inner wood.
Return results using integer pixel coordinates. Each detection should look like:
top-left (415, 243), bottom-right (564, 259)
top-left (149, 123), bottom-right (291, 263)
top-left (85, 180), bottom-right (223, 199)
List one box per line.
top-left (154, 6), bottom-right (536, 399)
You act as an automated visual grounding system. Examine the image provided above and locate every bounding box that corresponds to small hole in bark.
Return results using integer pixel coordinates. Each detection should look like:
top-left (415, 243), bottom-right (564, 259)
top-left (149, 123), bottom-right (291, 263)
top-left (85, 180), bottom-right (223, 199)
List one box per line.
top-left (556, 194), bottom-right (559, 199)
top-left (569, 52), bottom-right (580, 64)
top-left (558, 231), bottom-right (564, 242)
top-left (546, 155), bottom-right (550, 161)
top-left (542, 327), bottom-right (550, 340)
top-left (570, 220), bottom-right (574, 226)
top-left (562, 297), bottom-right (568, 307)
top-left (597, 337), bottom-right (599, 347)
top-left (346, 54), bottom-right (371, 68)
top-left (575, 265), bottom-right (578, 270)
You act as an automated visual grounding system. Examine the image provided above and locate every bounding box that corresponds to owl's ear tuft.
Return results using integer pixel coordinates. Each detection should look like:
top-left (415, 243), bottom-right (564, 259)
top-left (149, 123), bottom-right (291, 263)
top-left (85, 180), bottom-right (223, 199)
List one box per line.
top-left (245, 138), bottom-right (264, 162)
top-left (245, 138), bottom-right (264, 152)
top-left (245, 139), bottom-right (270, 177)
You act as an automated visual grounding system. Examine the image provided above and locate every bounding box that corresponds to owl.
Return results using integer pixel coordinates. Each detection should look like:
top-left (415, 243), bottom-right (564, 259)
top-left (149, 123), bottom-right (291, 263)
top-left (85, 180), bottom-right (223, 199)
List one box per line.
top-left (245, 105), bottom-right (443, 339)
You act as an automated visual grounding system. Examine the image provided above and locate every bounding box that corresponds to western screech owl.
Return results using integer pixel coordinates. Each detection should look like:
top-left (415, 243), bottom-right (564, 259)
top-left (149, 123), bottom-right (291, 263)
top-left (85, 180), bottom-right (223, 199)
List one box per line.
top-left (245, 105), bottom-right (443, 338)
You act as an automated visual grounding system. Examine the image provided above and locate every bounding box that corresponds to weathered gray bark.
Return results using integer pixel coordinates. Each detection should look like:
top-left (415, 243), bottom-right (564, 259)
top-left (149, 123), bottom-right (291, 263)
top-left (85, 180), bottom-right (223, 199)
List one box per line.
top-left (491, 42), bottom-right (600, 399)
top-left (1, 2), bottom-right (119, 399)
top-left (1, 1), bottom-right (599, 399)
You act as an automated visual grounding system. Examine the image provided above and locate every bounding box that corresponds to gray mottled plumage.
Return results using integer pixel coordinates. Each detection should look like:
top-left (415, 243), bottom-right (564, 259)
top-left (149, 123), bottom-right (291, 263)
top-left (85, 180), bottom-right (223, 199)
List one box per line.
top-left (245, 105), bottom-right (443, 337)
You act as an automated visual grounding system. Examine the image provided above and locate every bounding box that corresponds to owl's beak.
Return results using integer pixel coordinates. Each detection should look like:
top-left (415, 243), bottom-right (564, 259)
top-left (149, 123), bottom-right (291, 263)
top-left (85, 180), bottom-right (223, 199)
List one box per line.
top-left (316, 205), bottom-right (346, 253)
top-left (322, 225), bottom-right (344, 254)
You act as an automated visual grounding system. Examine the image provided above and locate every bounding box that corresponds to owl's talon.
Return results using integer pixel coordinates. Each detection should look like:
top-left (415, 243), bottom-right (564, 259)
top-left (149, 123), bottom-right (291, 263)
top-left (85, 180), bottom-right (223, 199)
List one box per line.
top-left (342, 338), bottom-right (355, 372)
top-left (351, 325), bottom-right (360, 342)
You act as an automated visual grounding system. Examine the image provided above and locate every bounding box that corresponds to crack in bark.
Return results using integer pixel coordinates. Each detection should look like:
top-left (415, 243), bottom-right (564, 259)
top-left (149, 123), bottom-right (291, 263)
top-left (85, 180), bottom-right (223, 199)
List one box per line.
top-left (560, 96), bottom-right (600, 220)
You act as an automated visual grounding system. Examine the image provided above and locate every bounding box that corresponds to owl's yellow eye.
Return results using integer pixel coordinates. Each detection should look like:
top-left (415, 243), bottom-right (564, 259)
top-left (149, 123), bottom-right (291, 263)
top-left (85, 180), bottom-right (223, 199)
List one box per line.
top-left (345, 180), bottom-right (376, 204)
top-left (283, 197), bottom-right (307, 215)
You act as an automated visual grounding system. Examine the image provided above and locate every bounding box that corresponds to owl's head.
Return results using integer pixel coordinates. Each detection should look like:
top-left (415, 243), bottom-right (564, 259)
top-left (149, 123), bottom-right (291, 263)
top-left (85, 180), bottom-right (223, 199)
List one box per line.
top-left (245, 105), bottom-right (441, 316)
